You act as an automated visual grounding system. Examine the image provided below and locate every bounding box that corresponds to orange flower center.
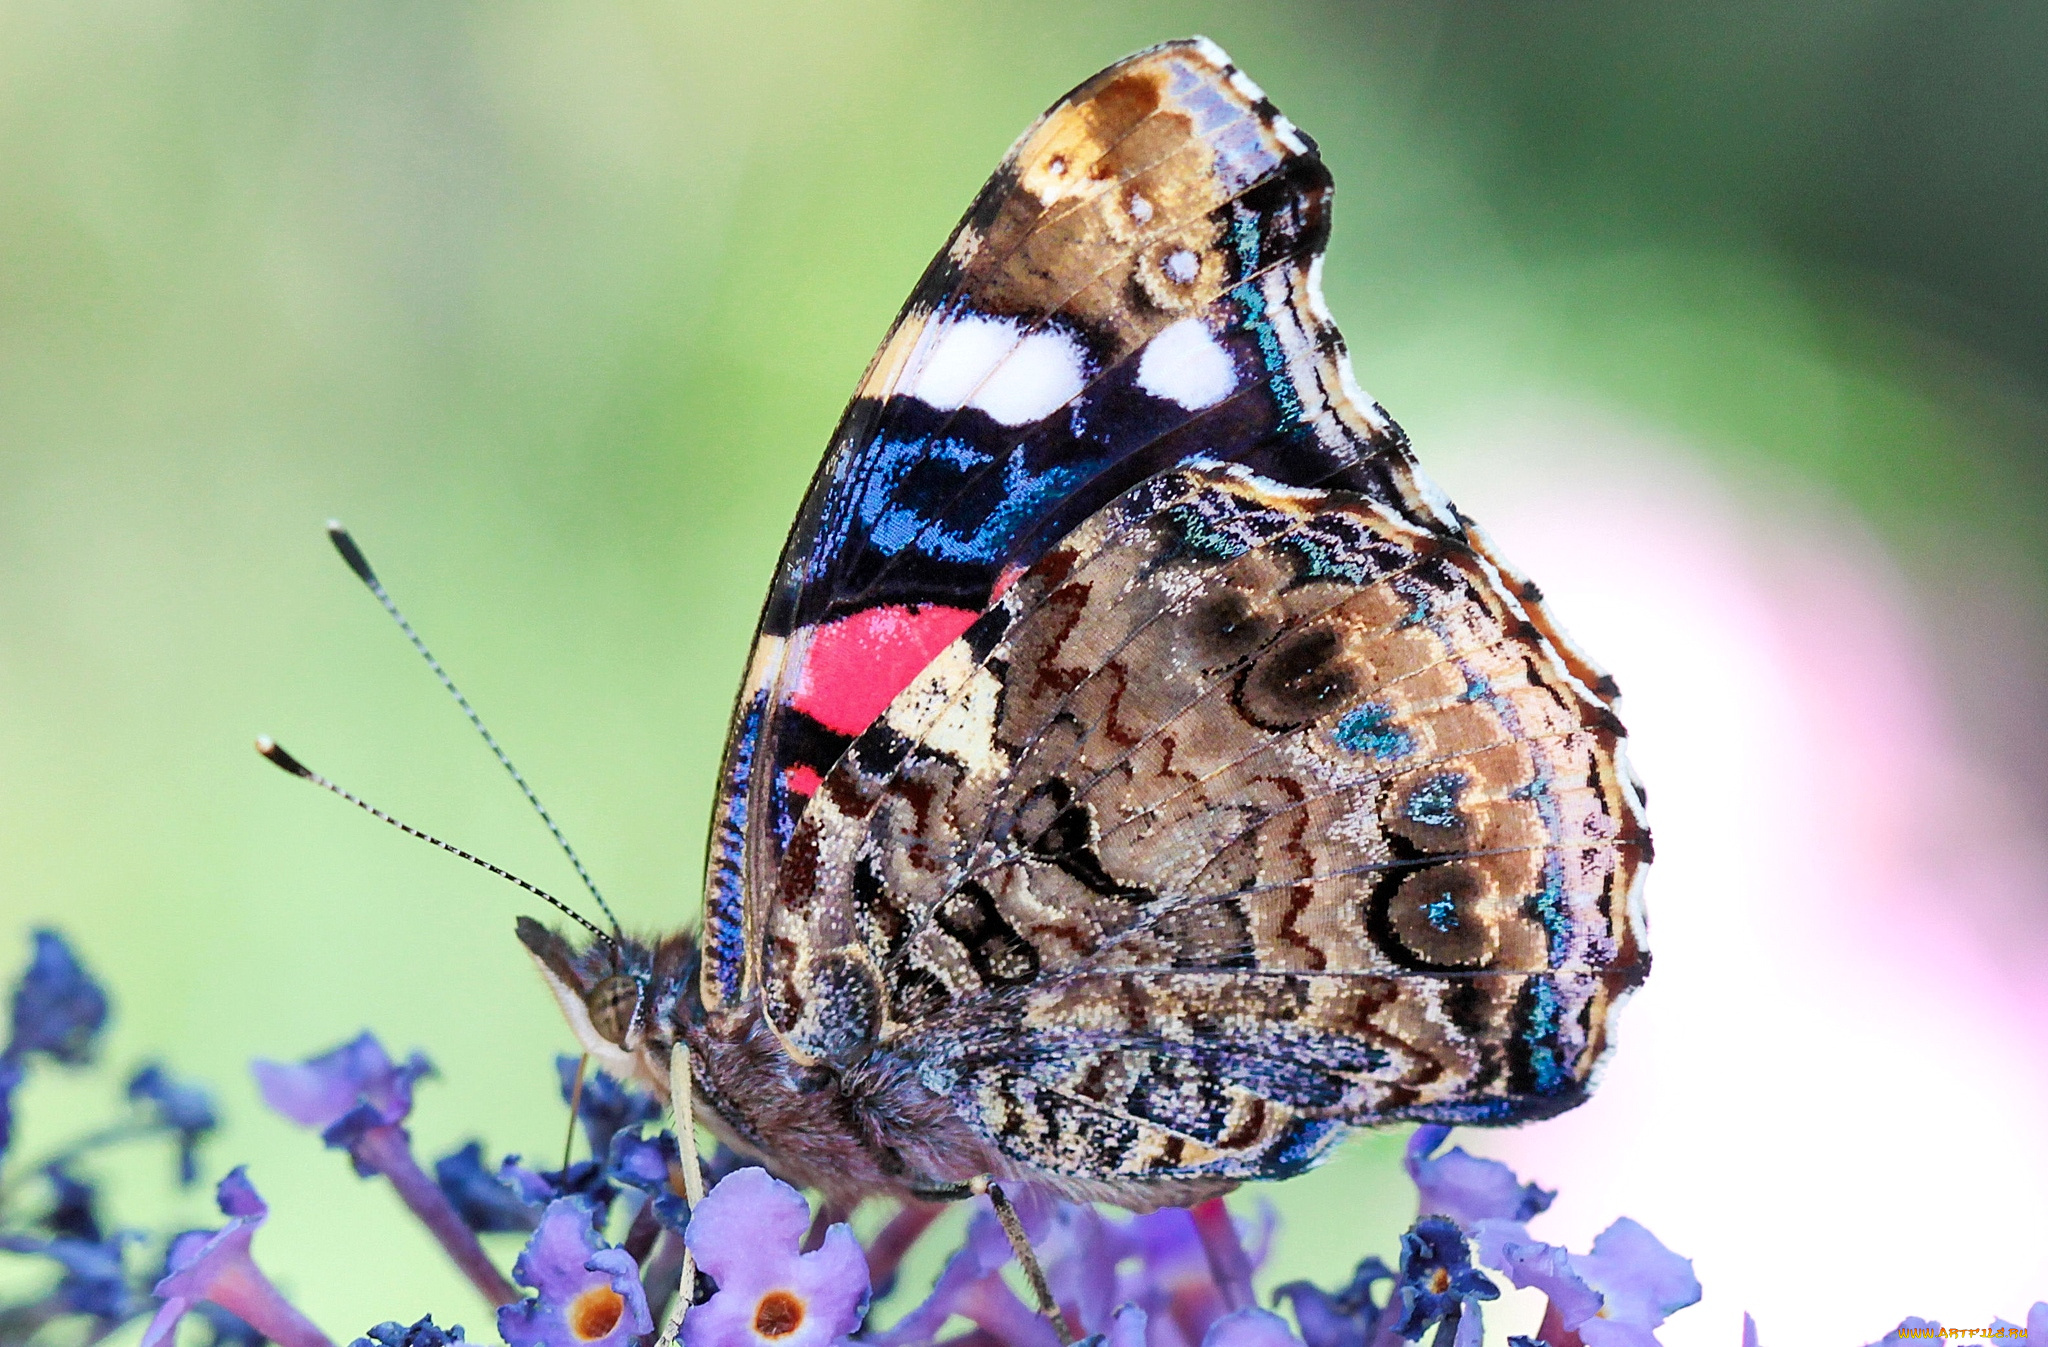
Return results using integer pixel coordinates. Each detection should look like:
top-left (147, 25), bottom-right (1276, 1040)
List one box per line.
top-left (1429, 1268), bottom-right (1450, 1295)
top-left (753, 1290), bottom-right (806, 1339)
top-left (569, 1285), bottom-right (625, 1341)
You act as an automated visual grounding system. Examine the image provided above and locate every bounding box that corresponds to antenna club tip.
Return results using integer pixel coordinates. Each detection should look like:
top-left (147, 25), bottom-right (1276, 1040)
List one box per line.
top-left (326, 523), bottom-right (379, 586)
top-left (255, 736), bottom-right (313, 778)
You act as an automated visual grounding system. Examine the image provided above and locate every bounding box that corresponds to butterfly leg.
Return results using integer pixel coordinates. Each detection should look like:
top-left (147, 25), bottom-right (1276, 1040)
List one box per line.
top-left (970, 1176), bottom-right (1074, 1347)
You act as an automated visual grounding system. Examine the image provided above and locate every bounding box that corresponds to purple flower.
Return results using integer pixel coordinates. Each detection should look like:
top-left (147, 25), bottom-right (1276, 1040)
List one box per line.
top-left (556, 1055), bottom-right (660, 1160)
top-left (1202, 1308), bottom-right (1307, 1347)
top-left (683, 1166), bottom-right (869, 1347)
top-left (1403, 1128), bottom-right (1553, 1229)
top-left (1478, 1217), bottom-right (1698, 1347)
top-left (0, 1229), bottom-right (144, 1323)
top-left (499, 1197), bottom-right (652, 1347)
top-left (1392, 1217), bottom-right (1496, 1343)
top-left (0, 1054), bottom-right (23, 1158)
top-left (129, 1062), bottom-right (219, 1185)
top-left (194, 1303), bottom-right (270, 1347)
top-left (252, 1032), bottom-right (432, 1142)
top-left (255, 1033), bottom-right (516, 1308)
top-left (1273, 1257), bottom-right (1395, 1347)
top-left (607, 1127), bottom-right (690, 1235)
top-left (6, 929), bottom-right (110, 1066)
top-left (2, 931), bottom-right (109, 1159)
top-left (139, 1167), bottom-right (335, 1347)
top-left (870, 1188), bottom-right (1050, 1347)
top-left (436, 1141), bottom-right (544, 1233)
top-left (41, 1160), bottom-right (104, 1242)
top-left (353, 1314), bottom-right (470, 1346)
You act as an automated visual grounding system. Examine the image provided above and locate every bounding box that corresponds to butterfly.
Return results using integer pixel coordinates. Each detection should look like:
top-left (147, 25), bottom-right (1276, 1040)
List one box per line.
top-left (520, 36), bottom-right (1651, 1213)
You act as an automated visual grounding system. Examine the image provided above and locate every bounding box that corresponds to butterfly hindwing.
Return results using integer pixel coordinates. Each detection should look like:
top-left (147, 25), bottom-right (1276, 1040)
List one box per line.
top-left (762, 465), bottom-right (1648, 1191)
top-left (704, 38), bottom-right (1473, 1012)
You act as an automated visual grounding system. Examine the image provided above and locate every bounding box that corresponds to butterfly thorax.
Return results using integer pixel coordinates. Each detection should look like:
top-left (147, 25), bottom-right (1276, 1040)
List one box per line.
top-left (518, 916), bottom-right (1004, 1210)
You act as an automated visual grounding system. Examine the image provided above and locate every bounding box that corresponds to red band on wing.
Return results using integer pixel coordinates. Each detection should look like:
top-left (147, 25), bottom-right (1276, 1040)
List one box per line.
top-left (789, 603), bottom-right (981, 737)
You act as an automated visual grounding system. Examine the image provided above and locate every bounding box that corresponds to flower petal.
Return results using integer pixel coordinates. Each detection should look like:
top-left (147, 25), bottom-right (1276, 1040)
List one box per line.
top-left (683, 1168), bottom-right (815, 1284)
top-left (1404, 1129), bottom-right (1554, 1230)
top-left (7, 930), bottom-right (109, 1065)
top-left (1200, 1308), bottom-right (1304, 1347)
top-left (1576, 1219), bottom-right (1700, 1328)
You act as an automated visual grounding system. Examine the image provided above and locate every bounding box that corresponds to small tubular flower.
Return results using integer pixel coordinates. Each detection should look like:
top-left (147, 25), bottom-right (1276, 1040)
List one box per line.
top-left (606, 1127), bottom-right (691, 1235)
top-left (1403, 1128), bottom-right (1553, 1230)
top-left (7, 930), bottom-right (110, 1066)
top-left (1272, 1257), bottom-right (1395, 1347)
top-left (435, 1141), bottom-right (544, 1234)
top-left (129, 1062), bottom-right (220, 1185)
top-left (499, 1198), bottom-right (652, 1347)
top-left (251, 1032), bottom-right (431, 1139)
top-left (682, 1167), bottom-right (869, 1347)
top-left (253, 1033), bottom-right (516, 1309)
top-left (138, 1168), bottom-right (334, 1347)
top-left (1479, 1216), bottom-right (1698, 1347)
top-left (1391, 1217), bottom-right (1496, 1343)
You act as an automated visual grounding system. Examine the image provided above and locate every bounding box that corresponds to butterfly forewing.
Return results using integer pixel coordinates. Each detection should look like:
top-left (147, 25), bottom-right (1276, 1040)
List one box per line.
top-left (703, 38), bottom-right (1649, 1195)
top-left (704, 38), bottom-right (1470, 1012)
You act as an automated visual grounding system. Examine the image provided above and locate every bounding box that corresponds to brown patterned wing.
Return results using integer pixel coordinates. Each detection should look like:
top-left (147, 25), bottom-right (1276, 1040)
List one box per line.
top-left (763, 465), bottom-right (1650, 1193)
top-left (701, 37), bottom-right (1461, 1014)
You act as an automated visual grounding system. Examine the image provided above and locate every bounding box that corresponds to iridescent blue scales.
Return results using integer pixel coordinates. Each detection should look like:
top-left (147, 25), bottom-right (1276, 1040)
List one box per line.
top-left (524, 36), bottom-right (1650, 1213)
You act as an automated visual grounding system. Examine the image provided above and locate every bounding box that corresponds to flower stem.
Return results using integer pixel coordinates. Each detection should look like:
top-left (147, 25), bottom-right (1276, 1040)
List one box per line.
top-left (352, 1124), bottom-right (519, 1307)
top-left (1191, 1198), bottom-right (1254, 1313)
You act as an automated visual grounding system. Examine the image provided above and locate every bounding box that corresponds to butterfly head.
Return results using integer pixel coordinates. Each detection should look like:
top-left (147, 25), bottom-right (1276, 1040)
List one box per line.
top-left (515, 915), bottom-right (698, 1083)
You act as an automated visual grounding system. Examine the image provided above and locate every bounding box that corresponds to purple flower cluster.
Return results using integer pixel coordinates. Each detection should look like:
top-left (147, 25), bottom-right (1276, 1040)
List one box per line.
top-left (4, 928), bottom-right (2043, 1347)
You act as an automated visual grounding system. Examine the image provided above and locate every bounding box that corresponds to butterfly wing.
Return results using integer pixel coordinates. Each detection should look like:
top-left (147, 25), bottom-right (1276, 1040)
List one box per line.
top-left (765, 464), bottom-right (1649, 1193)
top-left (702, 38), bottom-right (1483, 1011)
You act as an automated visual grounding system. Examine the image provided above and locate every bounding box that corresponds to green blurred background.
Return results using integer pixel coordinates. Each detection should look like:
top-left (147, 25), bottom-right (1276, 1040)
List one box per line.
top-left (3, 1), bottom-right (2044, 1342)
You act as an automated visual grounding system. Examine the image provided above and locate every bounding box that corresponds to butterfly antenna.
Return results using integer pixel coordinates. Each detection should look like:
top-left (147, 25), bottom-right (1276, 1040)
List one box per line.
top-left (255, 735), bottom-right (613, 948)
top-left (326, 522), bottom-right (622, 940)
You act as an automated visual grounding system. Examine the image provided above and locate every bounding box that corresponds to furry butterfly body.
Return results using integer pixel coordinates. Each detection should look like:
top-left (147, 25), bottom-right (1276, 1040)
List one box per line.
top-left (522, 37), bottom-right (1650, 1213)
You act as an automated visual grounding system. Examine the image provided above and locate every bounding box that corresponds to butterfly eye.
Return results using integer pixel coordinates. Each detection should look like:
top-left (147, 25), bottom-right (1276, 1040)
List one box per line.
top-left (585, 974), bottom-right (642, 1046)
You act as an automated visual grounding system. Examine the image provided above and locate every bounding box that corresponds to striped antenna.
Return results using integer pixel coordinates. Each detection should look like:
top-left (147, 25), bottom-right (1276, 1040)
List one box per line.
top-left (256, 736), bottom-right (614, 948)
top-left (326, 522), bottom-right (622, 939)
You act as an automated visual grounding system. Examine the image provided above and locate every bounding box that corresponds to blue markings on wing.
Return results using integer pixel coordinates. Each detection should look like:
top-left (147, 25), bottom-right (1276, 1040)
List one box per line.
top-left (821, 433), bottom-right (1095, 571)
top-left (704, 694), bottom-right (763, 1004)
top-left (1403, 772), bottom-right (1468, 829)
top-left (1527, 856), bottom-right (1574, 968)
top-left (1331, 702), bottom-right (1415, 763)
top-left (1229, 280), bottom-right (1304, 428)
top-left (1519, 975), bottom-right (1569, 1095)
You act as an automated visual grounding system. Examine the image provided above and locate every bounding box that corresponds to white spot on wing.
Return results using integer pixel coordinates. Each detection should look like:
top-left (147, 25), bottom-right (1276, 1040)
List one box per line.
top-left (1137, 318), bottom-right (1239, 410)
top-left (902, 314), bottom-right (1019, 410)
top-left (902, 313), bottom-right (1089, 425)
top-left (972, 327), bottom-right (1088, 426)
top-left (1163, 248), bottom-right (1200, 284)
